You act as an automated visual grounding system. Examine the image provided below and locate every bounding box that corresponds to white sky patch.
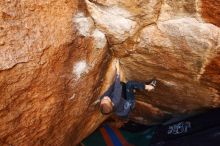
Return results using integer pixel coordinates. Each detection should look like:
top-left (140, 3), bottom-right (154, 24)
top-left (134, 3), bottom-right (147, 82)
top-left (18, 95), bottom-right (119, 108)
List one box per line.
top-left (73, 61), bottom-right (89, 79)
top-left (92, 29), bottom-right (107, 49)
top-left (73, 12), bottom-right (94, 37)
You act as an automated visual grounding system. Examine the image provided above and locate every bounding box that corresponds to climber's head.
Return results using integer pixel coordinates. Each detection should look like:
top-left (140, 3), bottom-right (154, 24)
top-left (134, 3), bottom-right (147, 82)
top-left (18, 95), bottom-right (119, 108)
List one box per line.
top-left (100, 96), bottom-right (113, 115)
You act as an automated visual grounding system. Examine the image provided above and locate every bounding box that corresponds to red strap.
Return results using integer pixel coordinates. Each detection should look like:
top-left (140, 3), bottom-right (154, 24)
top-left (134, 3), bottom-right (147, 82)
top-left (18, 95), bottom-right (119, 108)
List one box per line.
top-left (100, 127), bottom-right (114, 146)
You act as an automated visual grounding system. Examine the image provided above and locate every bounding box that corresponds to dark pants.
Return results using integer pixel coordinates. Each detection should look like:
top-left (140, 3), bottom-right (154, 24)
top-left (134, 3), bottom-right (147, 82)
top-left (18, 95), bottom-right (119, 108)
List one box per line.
top-left (125, 81), bottom-right (145, 108)
top-left (100, 76), bottom-right (145, 110)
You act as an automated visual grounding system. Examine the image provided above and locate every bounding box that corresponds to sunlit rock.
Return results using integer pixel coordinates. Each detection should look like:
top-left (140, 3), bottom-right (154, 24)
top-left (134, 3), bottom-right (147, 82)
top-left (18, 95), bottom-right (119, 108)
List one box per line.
top-left (85, 0), bottom-right (162, 44)
top-left (0, 0), bottom-right (219, 145)
top-left (116, 17), bottom-right (220, 114)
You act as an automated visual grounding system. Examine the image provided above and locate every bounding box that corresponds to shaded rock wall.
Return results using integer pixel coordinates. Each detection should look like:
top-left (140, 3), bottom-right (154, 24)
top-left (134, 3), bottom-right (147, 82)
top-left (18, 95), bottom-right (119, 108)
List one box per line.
top-left (0, 0), bottom-right (219, 145)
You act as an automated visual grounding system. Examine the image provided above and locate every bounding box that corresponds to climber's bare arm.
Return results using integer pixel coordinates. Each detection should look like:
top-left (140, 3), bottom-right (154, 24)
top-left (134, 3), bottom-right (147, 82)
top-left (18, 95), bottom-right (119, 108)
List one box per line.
top-left (115, 59), bottom-right (127, 83)
top-left (115, 59), bottom-right (120, 75)
top-left (92, 59), bottom-right (119, 106)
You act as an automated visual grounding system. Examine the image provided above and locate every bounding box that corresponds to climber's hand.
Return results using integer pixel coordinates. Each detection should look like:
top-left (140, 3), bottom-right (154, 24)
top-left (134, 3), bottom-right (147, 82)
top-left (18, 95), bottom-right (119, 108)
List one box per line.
top-left (145, 85), bottom-right (155, 92)
top-left (145, 79), bottom-right (157, 91)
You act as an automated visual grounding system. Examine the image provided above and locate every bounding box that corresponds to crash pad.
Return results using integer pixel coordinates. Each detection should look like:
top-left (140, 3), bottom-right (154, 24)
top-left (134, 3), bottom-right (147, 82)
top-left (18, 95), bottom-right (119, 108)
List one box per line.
top-left (81, 124), bottom-right (156, 146)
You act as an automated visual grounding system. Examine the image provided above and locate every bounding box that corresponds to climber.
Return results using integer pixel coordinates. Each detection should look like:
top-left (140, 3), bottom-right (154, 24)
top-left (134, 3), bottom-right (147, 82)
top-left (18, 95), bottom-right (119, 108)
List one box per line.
top-left (99, 60), bottom-right (157, 117)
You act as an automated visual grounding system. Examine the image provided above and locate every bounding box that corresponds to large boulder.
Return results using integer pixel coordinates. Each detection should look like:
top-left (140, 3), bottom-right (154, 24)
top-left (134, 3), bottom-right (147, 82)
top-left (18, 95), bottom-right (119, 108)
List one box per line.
top-left (0, 0), bottom-right (219, 145)
top-left (0, 0), bottom-right (109, 145)
top-left (118, 18), bottom-right (220, 113)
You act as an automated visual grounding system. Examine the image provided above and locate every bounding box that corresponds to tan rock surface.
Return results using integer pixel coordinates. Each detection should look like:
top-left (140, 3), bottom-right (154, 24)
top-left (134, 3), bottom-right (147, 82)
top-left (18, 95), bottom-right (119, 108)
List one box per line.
top-left (158, 0), bottom-right (197, 21)
top-left (117, 17), bottom-right (220, 114)
top-left (0, 0), bottom-right (109, 145)
top-left (0, 0), bottom-right (219, 145)
top-left (85, 0), bottom-right (162, 44)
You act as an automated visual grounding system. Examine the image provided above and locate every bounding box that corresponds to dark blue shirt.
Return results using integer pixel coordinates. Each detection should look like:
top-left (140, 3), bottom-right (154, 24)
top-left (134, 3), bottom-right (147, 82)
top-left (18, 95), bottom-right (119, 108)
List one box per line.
top-left (100, 74), bottom-right (132, 117)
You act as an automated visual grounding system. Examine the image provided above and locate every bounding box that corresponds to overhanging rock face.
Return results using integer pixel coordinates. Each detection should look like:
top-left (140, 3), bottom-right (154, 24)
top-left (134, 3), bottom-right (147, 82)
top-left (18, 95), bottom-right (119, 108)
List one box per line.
top-left (0, 0), bottom-right (219, 145)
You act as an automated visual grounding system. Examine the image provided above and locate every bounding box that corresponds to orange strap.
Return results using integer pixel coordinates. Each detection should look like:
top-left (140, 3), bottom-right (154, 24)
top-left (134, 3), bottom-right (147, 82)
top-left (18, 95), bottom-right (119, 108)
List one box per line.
top-left (100, 127), bottom-right (114, 146)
